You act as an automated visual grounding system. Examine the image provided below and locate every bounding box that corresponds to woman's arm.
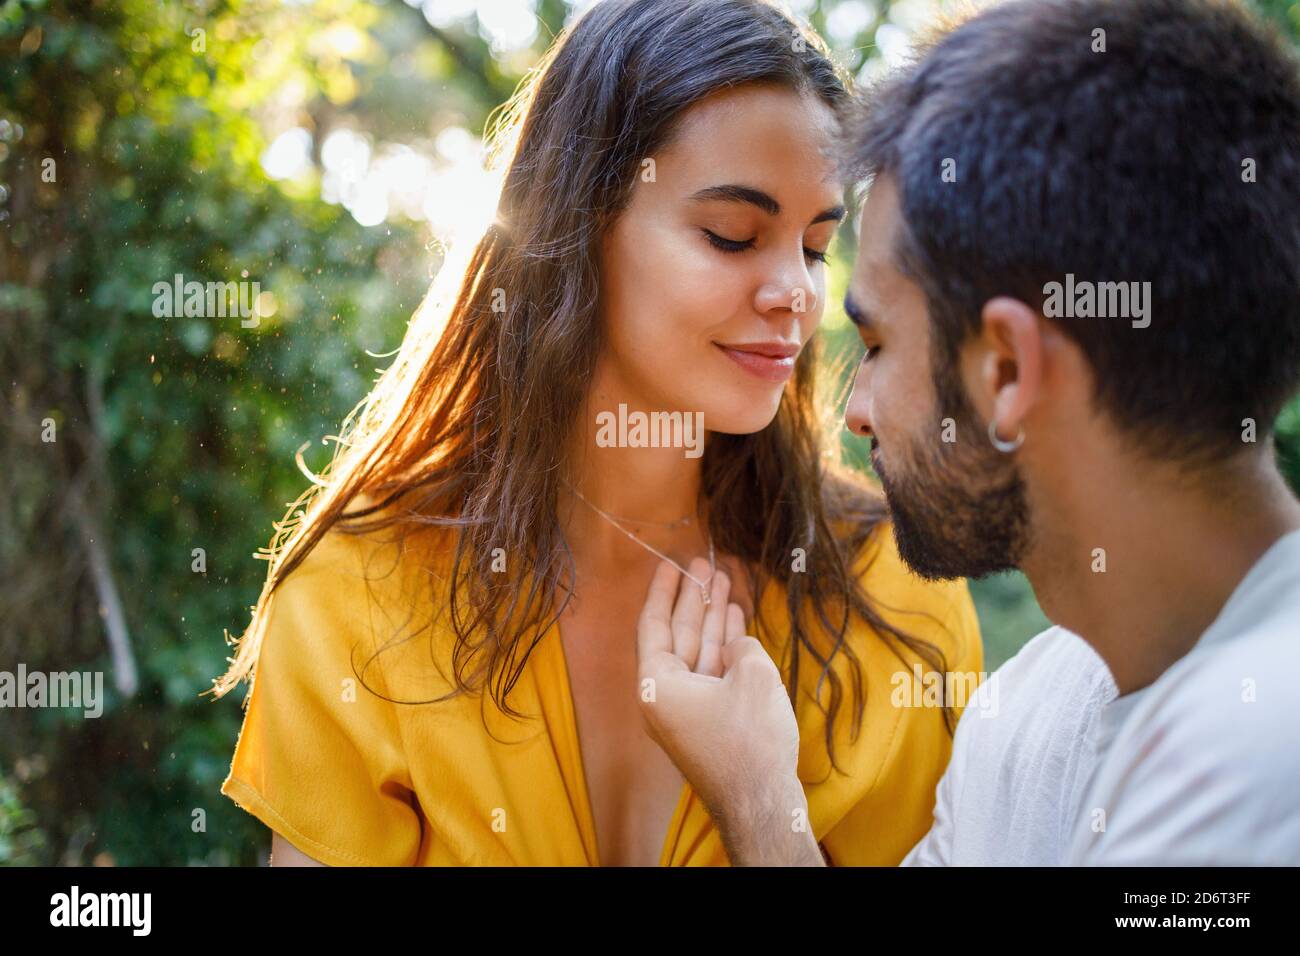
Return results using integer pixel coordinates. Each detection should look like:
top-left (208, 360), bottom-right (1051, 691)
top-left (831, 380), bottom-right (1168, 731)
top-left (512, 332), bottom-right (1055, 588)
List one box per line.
top-left (271, 830), bottom-right (327, 866)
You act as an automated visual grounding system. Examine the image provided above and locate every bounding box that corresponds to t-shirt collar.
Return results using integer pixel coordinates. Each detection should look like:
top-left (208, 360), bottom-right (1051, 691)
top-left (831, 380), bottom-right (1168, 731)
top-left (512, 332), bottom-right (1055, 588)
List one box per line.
top-left (1092, 525), bottom-right (1300, 746)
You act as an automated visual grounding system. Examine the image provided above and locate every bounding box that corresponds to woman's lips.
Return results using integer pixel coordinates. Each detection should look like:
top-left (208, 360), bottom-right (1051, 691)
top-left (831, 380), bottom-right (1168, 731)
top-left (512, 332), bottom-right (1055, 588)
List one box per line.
top-left (714, 342), bottom-right (799, 383)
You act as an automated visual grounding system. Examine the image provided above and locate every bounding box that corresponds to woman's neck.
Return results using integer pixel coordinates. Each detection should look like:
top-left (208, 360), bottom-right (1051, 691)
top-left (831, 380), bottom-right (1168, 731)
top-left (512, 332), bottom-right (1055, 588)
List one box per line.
top-left (560, 389), bottom-right (710, 570)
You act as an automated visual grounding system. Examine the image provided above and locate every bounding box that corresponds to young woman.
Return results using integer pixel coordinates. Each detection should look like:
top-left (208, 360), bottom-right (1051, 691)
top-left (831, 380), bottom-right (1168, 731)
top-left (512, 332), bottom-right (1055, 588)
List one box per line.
top-left (209, 0), bottom-right (981, 867)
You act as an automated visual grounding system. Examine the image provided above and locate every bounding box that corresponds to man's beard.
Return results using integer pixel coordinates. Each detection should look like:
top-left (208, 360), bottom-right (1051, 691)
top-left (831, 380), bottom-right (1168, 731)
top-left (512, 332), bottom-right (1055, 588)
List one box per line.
top-left (872, 368), bottom-right (1032, 581)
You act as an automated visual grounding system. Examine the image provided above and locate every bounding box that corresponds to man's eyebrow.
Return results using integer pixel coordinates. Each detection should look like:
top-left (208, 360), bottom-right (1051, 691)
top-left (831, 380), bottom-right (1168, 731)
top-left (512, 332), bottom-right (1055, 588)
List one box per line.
top-left (689, 185), bottom-right (846, 227)
top-left (844, 292), bottom-right (875, 330)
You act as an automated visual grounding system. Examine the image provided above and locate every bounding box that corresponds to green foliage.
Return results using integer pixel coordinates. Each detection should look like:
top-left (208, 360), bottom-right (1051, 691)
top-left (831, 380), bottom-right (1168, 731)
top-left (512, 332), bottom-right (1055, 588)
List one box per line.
top-left (1, 0), bottom-right (429, 865)
top-left (0, 771), bottom-right (48, 866)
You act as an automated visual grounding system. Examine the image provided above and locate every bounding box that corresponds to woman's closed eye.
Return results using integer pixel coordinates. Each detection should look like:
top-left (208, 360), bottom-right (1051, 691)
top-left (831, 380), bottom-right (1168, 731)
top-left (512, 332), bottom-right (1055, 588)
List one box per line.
top-left (701, 228), bottom-right (829, 264)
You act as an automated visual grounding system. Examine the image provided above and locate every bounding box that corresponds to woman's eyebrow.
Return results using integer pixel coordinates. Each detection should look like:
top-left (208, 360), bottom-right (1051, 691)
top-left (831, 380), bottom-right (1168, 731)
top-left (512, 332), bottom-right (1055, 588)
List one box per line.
top-left (688, 185), bottom-right (846, 226)
top-left (689, 184), bottom-right (780, 215)
top-left (811, 205), bottom-right (846, 225)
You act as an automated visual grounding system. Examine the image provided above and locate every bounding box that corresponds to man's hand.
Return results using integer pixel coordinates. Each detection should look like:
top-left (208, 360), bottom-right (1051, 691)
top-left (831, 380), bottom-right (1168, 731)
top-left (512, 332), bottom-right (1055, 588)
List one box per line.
top-left (635, 557), bottom-right (826, 866)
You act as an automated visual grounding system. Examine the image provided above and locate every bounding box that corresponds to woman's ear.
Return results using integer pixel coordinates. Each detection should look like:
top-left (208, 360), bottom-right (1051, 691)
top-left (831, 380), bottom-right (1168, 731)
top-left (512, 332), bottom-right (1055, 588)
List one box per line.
top-left (977, 296), bottom-right (1044, 439)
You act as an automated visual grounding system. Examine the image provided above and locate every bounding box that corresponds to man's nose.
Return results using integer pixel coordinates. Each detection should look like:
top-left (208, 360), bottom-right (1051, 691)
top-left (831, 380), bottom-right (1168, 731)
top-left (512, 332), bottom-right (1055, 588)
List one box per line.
top-left (844, 365), bottom-right (873, 438)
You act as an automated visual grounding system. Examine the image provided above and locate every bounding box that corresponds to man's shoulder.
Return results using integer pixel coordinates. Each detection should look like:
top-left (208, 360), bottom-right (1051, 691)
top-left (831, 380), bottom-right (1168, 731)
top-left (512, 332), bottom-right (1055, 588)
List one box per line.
top-left (1075, 620), bottom-right (1300, 864)
top-left (990, 625), bottom-right (1114, 694)
top-left (1130, 619), bottom-right (1300, 760)
top-left (952, 625), bottom-right (1113, 754)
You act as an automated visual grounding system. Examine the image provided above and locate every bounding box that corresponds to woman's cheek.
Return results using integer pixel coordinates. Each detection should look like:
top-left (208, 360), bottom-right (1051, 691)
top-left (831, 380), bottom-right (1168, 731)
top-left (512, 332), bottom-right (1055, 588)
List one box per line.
top-left (804, 294), bottom-right (826, 336)
top-left (667, 258), bottom-right (747, 336)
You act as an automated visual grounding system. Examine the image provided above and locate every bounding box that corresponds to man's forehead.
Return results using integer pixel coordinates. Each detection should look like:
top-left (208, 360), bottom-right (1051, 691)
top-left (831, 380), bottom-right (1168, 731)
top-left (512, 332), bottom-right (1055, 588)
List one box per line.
top-left (850, 174), bottom-right (935, 339)
top-left (857, 175), bottom-right (903, 260)
top-left (851, 182), bottom-right (904, 311)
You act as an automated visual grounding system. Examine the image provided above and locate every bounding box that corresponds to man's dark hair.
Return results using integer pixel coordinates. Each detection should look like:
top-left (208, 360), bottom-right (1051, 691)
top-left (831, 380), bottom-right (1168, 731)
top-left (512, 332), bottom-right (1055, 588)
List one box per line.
top-left (846, 0), bottom-right (1300, 462)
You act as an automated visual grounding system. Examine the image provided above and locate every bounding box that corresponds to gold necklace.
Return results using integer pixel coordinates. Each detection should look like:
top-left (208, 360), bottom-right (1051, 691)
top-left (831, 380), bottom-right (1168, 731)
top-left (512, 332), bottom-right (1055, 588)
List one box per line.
top-left (563, 481), bottom-right (716, 605)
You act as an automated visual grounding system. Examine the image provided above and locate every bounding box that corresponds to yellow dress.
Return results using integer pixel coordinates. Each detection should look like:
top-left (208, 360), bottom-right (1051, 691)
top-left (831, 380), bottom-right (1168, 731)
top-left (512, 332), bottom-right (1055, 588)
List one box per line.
top-left (220, 514), bottom-right (982, 866)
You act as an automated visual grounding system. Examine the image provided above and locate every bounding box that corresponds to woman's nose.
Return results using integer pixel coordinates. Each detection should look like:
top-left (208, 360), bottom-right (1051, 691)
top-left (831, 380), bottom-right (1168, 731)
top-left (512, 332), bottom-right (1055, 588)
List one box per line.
top-left (754, 251), bottom-right (818, 316)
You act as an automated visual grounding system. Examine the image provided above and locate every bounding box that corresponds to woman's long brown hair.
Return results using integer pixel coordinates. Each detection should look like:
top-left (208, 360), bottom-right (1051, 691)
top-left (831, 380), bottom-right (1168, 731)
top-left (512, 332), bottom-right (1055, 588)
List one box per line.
top-left (207, 0), bottom-right (957, 774)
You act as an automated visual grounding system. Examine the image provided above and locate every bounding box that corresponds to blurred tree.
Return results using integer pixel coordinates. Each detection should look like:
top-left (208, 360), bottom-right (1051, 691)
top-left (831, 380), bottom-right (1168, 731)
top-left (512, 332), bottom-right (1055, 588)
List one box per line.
top-left (0, 0), bottom-right (434, 864)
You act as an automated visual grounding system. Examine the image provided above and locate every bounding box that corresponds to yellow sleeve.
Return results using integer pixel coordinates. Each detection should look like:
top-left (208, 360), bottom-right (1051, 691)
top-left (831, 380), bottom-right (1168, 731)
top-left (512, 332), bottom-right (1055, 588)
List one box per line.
top-left (818, 522), bottom-right (984, 865)
top-left (220, 530), bottom-right (424, 866)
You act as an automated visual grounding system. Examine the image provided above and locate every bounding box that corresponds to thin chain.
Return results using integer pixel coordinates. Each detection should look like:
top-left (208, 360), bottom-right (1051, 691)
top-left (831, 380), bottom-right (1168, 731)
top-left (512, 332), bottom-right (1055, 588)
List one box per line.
top-left (563, 484), bottom-right (693, 529)
top-left (563, 480), bottom-right (716, 605)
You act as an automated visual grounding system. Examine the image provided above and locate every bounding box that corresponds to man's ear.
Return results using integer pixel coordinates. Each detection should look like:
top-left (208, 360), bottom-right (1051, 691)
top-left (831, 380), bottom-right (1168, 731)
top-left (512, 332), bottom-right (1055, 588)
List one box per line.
top-left (975, 296), bottom-right (1044, 440)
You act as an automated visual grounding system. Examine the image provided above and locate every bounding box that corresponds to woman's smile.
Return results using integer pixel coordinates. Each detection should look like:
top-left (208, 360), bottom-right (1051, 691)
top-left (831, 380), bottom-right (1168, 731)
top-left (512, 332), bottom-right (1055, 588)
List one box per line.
top-left (713, 338), bottom-right (801, 383)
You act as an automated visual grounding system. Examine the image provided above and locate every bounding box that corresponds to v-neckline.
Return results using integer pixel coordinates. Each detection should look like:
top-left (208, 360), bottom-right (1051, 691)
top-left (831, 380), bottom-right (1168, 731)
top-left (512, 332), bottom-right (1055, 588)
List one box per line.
top-left (544, 615), bottom-right (693, 867)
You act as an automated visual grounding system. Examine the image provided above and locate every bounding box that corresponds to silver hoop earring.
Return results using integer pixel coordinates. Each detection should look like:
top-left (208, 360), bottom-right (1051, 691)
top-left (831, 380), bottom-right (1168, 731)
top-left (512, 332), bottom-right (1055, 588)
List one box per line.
top-left (988, 418), bottom-right (1025, 453)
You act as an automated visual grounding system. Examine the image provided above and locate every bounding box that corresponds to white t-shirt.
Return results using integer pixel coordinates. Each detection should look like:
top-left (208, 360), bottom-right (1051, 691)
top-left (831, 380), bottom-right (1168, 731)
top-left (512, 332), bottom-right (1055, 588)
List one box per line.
top-left (901, 625), bottom-right (1117, 866)
top-left (1065, 527), bottom-right (1300, 865)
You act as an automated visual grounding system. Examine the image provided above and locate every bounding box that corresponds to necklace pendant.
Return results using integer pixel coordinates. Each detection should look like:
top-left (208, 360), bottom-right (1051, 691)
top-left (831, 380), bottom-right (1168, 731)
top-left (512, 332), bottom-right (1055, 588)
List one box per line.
top-left (701, 590), bottom-right (711, 606)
